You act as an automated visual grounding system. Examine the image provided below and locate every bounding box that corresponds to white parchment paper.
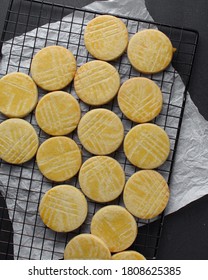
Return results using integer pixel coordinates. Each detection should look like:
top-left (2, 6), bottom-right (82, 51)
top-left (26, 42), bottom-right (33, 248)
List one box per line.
top-left (0, 0), bottom-right (206, 259)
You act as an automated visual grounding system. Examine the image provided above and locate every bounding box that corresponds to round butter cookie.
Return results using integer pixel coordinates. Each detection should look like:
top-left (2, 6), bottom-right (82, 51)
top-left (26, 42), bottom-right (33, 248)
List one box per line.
top-left (74, 60), bottom-right (120, 105)
top-left (0, 72), bottom-right (38, 118)
top-left (79, 156), bottom-right (125, 203)
top-left (124, 123), bottom-right (170, 169)
top-left (31, 46), bottom-right (76, 91)
top-left (35, 91), bottom-right (81, 136)
top-left (64, 234), bottom-right (111, 260)
top-left (91, 205), bottom-right (137, 252)
top-left (118, 77), bottom-right (162, 123)
top-left (123, 170), bottom-right (169, 219)
top-left (39, 185), bottom-right (88, 232)
top-left (0, 118), bottom-right (39, 164)
top-left (36, 136), bottom-right (82, 182)
top-left (112, 250), bottom-right (146, 260)
top-left (84, 15), bottom-right (128, 61)
top-left (78, 109), bottom-right (124, 155)
top-left (127, 29), bottom-right (174, 74)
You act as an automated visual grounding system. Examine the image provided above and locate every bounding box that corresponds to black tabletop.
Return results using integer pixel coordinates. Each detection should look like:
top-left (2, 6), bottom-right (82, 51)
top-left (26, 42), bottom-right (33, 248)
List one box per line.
top-left (0, 0), bottom-right (208, 260)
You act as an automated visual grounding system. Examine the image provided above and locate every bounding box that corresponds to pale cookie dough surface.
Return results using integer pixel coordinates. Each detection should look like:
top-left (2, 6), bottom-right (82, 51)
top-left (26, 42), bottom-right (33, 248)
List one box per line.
top-left (112, 250), bottom-right (146, 260)
top-left (74, 60), bottom-right (120, 105)
top-left (39, 185), bottom-right (88, 232)
top-left (35, 91), bottom-right (81, 136)
top-left (127, 29), bottom-right (174, 74)
top-left (123, 170), bottom-right (169, 219)
top-left (36, 136), bottom-right (82, 182)
top-left (0, 118), bottom-right (39, 164)
top-left (124, 123), bottom-right (170, 169)
top-left (118, 77), bottom-right (163, 123)
top-left (91, 205), bottom-right (137, 252)
top-left (64, 234), bottom-right (111, 259)
top-left (0, 72), bottom-right (38, 118)
top-left (31, 46), bottom-right (76, 91)
top-left (78, 109), bottom-right (124, 155)
top-left (79, 156), bottom-right (125, 203)
top-left (84, 15), bottom-right (128, 61)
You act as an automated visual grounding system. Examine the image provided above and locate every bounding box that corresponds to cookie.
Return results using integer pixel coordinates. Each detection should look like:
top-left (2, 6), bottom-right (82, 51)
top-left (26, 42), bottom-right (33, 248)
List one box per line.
top-left (79, 156), bottom-right (125, 203)
top-left (64, 234), bottom-right (111, 259)
top-left (39, 185), bottom-right (87, 232)
top-left (0, 72), bottom-right (38, 118)
top-left (84, 15), bottom-right (128, 61)
top-left (31, 46), bottom-right (76, 91)
top-left (78, 109), bottom-right (124, 155)
top-left (127, 29), bottom-right (174, 74)
top-left (35, 91), bottom-right (81, 136)
top-left (118, 77), bottom-right (162, 123)
top-left (123, 170), bottom-right (169, 219)
top-left (74, 60), bottom-right (120, 105)
top-left (91, 205), bottom-right (137, 252)
top-left (0, 118), bottom-right (39, 164)
top-left (36, 136), bottom-right (82, 182)
top-left (124, 123), bottom-right (170, 169)
top-left (112, 250), bottom-right (146, 260)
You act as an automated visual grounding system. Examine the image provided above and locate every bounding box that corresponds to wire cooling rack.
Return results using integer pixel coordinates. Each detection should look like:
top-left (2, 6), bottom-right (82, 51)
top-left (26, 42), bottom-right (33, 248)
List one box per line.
top-left (0, 0), bottom-right (198, 260)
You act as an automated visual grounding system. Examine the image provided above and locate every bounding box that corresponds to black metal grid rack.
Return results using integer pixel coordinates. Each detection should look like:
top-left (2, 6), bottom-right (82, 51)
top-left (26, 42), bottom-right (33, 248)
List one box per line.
top-left (0, 0), bottom-right (198, 260)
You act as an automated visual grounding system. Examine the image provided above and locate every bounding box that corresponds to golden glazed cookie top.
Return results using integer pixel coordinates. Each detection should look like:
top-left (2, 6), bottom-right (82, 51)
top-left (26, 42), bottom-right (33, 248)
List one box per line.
top-left (74, 60), bottom-right (120, 105)
top-left (91, 205), bottom-right (137, 252)
top-left (79, 156), bottom-right (125, 203)
top-left (118, 77), bottom-right (163, 123)
top-left (35, 91), bottom-right (81, 136)
top-left (124, 123), bottom-right (170, 169)
top-left (64, 234), bottom-right (111, 260)
top-left (39, 185), bottom-right (88, 232)
top-left (0, 118), bottom-right (39, 164)
top-left (31, 46), bottom-right (76, 91)
top-left (0, 72), bottom-right (38, 118)
top-left (112, 250), bottom-right (146, 260)
top-left (36, 136), bottom-right (82, 182)
top-left (84, 15), bottom-right (128, 61)
top-left (123, 170), bottom-right (170, 219)
top-left (78, 109), bottom-right (124, 155)
top-left (127, 29), bottom-right (174, 74)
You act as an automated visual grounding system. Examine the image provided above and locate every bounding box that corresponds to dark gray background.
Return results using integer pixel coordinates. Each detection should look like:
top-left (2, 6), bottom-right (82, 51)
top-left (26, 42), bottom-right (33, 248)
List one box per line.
top-left (0, 0), bottom-right (208, 260)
